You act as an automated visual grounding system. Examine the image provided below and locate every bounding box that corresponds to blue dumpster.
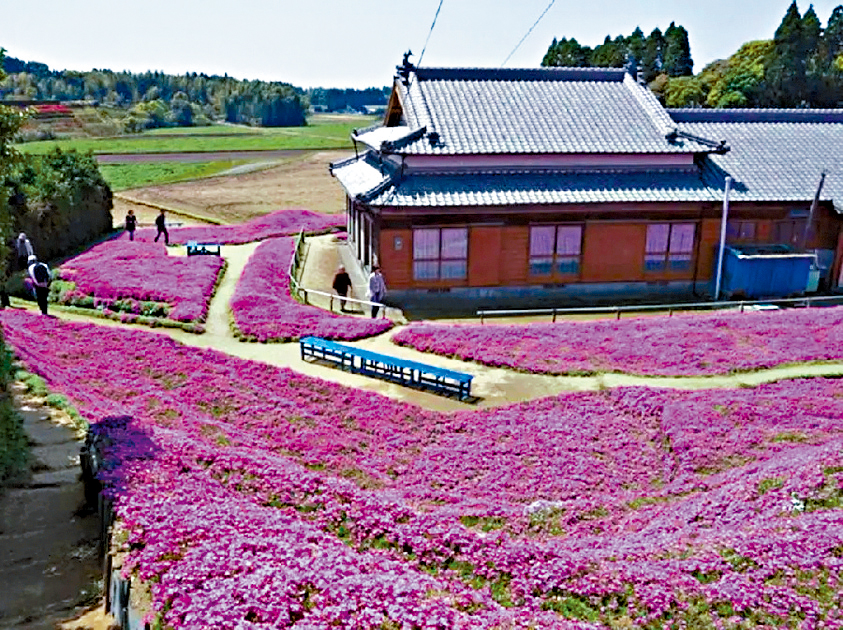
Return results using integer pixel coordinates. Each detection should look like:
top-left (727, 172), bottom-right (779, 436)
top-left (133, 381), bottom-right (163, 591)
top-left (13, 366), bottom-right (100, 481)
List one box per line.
top-left (718, 245), bottom-right (814, 299)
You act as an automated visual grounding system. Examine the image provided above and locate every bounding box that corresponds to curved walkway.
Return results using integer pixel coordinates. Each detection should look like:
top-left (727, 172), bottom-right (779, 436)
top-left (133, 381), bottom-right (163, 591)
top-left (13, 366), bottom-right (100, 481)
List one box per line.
top-left (13, 241), bottom-right (843, 413)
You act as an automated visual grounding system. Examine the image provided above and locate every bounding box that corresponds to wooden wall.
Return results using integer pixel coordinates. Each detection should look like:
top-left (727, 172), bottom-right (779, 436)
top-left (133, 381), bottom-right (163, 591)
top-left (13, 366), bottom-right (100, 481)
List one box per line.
top-left (372, 201), bottom-right (843, 290)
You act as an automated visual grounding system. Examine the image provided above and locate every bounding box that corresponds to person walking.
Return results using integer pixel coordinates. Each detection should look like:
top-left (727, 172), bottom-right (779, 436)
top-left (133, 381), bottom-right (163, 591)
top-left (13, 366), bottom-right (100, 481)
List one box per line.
top-left (332, 265), bottom-right (353, 311)
top-left (367, 265), bottom-right (387, 318)
top-left (125, 209), bottom-right (137, 241)
top-left (27, 255), bottom-right (52, 316)
top-left (15, 233), bottom-right (34, 271)
top-left (154, 209), bottom-right (169, 245)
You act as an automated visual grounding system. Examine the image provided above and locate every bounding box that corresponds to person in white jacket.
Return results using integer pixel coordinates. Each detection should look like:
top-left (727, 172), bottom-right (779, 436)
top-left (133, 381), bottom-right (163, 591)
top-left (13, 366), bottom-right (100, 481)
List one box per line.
top-left (367, 266), bottom-right (387, 318)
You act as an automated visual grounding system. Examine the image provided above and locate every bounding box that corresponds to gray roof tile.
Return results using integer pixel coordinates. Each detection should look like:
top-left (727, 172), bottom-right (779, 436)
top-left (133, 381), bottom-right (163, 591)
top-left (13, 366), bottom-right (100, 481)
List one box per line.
top-left (391, 67), bottom-right (716, 155)
top-left (331, 156), bottom-right (717, 206)
top-left (672, 110), bottom-right (843, 211)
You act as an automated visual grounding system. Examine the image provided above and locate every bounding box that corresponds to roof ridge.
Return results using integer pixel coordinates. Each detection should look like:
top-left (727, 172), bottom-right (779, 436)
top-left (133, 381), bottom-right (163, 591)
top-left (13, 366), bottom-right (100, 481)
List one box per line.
top-left (622, 73), bottom-right (676, 138)
top-left (411, 66), bottom-right (627, 83)
top-left (669, 108), bottom-right (843, 124)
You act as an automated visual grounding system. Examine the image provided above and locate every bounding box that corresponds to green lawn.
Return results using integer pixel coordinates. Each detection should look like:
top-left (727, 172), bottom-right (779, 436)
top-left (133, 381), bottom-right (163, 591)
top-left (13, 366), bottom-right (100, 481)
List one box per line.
top-left (17, 115), bottom-right (378, 155)
top-left (100, 161), bottom-right (245, 191)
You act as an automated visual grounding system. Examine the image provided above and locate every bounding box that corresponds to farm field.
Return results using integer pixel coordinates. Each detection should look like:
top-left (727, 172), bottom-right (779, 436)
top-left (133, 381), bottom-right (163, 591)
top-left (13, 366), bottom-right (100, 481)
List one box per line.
top-left (100, 160), bottom-right (247, 191)
top-left (2, 207), bottom-right (843, 628)
top-left (113, 149), bottom-right (350, 223)
top-left (15, 115), bottom-right (376, 155)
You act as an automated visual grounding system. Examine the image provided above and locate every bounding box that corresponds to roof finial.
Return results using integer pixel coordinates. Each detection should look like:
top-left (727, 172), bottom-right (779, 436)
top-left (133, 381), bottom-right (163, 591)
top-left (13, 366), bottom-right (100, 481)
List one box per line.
top-left (397, 51), bottom-right (415, 82)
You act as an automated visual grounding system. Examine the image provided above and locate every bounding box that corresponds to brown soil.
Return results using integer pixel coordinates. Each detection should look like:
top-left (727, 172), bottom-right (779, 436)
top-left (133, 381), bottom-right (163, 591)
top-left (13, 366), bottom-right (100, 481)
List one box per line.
top-left (116, 150), bottom-right (350, 224)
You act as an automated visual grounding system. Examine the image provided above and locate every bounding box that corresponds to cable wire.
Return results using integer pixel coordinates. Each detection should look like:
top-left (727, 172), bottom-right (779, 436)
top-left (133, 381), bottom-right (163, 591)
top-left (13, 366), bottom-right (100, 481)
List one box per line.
top-left (501, 0), bottom-right (557, 67)
top-left (417, 0), bottom-right (444, 67)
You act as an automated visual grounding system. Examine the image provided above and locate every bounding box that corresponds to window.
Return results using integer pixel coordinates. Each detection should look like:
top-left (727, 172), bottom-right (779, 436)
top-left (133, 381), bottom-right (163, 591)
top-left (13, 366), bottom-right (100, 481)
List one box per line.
top-left (645, 223), bottom-right (695, 272)
top-left (529, 225), bottom-right (582, 276)
top-left (413, 227), bottom-right (467, 280)
top-left (775, 220), bottom-right (807, 247)
top-left (726, 220), bottom-right (756, 242)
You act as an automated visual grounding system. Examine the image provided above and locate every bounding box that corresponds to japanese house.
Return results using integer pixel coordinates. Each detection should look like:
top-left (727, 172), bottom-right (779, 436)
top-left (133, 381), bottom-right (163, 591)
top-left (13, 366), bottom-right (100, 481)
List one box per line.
top-left (330, 60), bottom-right (843, 307)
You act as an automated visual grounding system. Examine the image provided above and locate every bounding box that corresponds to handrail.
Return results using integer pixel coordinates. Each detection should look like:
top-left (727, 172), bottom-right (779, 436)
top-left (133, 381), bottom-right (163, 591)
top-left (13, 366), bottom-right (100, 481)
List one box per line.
top-left (287, 227), bottom-right (390, 319)
top-left (477, 294), bottom-right (843, 323)
top-left (296, 287), bottom-right (390, 318)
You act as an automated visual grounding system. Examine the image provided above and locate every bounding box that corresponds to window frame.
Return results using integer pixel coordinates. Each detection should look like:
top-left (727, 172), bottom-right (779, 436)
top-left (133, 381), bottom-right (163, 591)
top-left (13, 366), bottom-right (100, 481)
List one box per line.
top-left (644, 222), bottom-right (697, 273)
top-left (528, 224), bottom-right (583, 278)
top-left (412, 226), bottom-right (468, 281)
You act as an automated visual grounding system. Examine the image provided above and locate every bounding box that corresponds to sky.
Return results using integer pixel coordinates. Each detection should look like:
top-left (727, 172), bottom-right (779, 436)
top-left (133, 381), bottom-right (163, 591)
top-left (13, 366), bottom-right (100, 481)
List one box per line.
top-left (2, 0), bottom-right (841, 90)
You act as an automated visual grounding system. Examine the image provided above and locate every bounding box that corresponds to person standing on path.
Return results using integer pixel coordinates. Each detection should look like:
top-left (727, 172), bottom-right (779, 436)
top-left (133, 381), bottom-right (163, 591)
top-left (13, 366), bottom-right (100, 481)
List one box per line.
top-left (332, 265), bottom-right (353, 311)
top-left (27, 255), bottom-right (52, 316)
top-left (367, 265), bottom-right (387, 318)
top-left (154, 209), bottom-right (169, 245)
top-left (125, 209), bottom-right (137, 241)
top-left (15, 233), bottom-right (34, 270)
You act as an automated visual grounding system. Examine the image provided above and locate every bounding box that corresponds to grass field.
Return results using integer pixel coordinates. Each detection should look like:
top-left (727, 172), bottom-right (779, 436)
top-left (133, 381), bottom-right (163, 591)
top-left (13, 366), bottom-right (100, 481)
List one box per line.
top-left (16, 115), bottom-right (378, 155)
top-left (100, 161), bottom-right (246, 191)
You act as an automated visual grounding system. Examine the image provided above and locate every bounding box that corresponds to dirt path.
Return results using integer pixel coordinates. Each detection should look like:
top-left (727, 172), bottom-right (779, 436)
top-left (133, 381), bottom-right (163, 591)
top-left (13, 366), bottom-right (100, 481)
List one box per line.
top-left (0, 385), bottom-right (106, 629)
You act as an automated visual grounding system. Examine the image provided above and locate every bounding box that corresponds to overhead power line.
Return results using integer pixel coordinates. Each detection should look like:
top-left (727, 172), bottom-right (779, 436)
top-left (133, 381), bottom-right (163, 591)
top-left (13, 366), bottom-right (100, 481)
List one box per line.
top-left (418, 0), bottom-right (445, 67)
top-left (501, 0), bottom-right (557, 67)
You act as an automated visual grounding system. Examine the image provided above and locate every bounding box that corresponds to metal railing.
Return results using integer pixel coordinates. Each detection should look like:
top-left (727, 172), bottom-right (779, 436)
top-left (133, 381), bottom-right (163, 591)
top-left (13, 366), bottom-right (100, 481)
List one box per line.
top-left (477, 294), bottom-right (843, 324)
top-left (287, 228), bottom-right (391, 319)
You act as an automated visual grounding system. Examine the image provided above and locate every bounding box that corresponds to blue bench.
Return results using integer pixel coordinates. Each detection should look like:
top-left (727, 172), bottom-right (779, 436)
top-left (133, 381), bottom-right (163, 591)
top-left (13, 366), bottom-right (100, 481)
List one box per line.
top-left (186, 241), bottom-right (221, 256)
top-left (300, 336), bottom-right (473, 400)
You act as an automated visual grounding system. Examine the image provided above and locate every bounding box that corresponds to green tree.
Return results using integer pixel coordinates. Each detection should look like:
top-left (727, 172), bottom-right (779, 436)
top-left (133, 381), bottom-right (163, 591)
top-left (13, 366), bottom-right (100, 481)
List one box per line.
top-left (591, 35), bottom-right (626, 68)
top-left (541, 37), bottom-right (591, 67)
top-left (764, 1), bottom-right (808, 106)
top-left (663, 22), bottom-right (694, 76)
top-left (641, 28), bottom-right (665, 83)
top-left (705, 40), bottom-right (772, 107)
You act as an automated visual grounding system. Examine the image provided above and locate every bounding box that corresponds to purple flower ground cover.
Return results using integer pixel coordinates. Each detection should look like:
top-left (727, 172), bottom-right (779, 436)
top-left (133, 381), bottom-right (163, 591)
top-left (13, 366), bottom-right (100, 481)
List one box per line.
top-left (394, 307), bottom-right (843, 376)
top-left (3, 310), bottom-right (843, 628)
top-left (230, 237), bottom-right (392, 341)
top-left (132, 208), bottom-right (344, 245)
top-left (56, 239), bottom-right (224, 323)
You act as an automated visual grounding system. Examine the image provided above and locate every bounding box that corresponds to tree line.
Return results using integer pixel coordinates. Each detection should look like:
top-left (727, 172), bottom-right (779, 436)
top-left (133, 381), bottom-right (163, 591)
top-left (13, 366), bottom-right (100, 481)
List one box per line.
top-left (0, 60), bottom-right (309, 128)
top-left (0, 56), bottom-right (391, 130)
top-left (542, 1), bottom-right (843, 109)
top-left (541, 22), bottom-right (693, 82)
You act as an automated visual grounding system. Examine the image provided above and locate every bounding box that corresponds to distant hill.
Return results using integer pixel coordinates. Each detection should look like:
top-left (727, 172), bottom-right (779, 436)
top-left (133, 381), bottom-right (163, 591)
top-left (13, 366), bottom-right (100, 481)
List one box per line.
top-left (0, 52), bottom-right (392, 136)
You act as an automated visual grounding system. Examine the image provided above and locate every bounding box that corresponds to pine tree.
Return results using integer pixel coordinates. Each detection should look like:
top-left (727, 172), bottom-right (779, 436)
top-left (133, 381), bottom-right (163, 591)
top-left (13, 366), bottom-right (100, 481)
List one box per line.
top-left (641, 27), bottom-right (665, 83)
top-left (663, 22), bottom-right (694, 76)
top-left (765, 1), bottom-right (806, 106)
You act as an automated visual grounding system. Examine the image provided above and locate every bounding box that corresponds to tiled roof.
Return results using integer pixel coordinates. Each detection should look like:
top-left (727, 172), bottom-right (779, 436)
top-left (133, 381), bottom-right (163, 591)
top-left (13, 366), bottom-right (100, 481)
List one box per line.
top-left (331, 152), bottom-right (716, 207)
top-left (329, 152), bottom-right (393, 201)
top-left (671, 109), bottom-right (843, 211)
top-left (391, 66), bottom-right (719, 155)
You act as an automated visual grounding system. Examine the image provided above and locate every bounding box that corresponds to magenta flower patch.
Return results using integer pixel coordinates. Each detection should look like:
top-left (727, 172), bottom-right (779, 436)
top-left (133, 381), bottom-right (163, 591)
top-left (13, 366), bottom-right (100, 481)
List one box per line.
top-left (230, 237), bottom-right (391, 341)
top-left (3, 311), bottom-right (843, 628)
top-left (132, 208), bottom-right (344, 245)
top-left (58, 239), bottom-right (223, 322)
top-left (394, 307), bottom-right (843, 376)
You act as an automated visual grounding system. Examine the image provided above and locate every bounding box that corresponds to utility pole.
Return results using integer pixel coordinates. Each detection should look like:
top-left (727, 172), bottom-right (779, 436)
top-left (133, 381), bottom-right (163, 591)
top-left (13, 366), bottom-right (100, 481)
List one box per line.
top-left (801, 172), bottom-right (826, 251)
top-left (714, 176), bottom-right (732, 301)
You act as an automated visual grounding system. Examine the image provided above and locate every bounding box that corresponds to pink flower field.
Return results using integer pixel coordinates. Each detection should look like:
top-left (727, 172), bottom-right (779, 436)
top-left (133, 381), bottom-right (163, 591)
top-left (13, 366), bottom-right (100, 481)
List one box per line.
top-left (3, 310), bottom-right (842, 629)
top-left (230, 237), bottom-right (392, 341)
top-left (393, 307), bottom-right (843, 376)
top-left (133, 208), bottom-right (344, 245)
top-left (57, 239), bottom-right (224, 322)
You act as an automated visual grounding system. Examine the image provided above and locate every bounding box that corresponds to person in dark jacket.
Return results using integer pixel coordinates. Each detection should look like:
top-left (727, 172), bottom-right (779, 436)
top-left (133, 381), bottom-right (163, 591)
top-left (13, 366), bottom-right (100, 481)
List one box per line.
top-left (332, 265), bottom-right (353, 311)
top-left (154, 209), bottom-right (169, 245)
top-left (125, 209), bottom-right (137, 241)
top-left (27, 255), bottom-right (52, 315)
